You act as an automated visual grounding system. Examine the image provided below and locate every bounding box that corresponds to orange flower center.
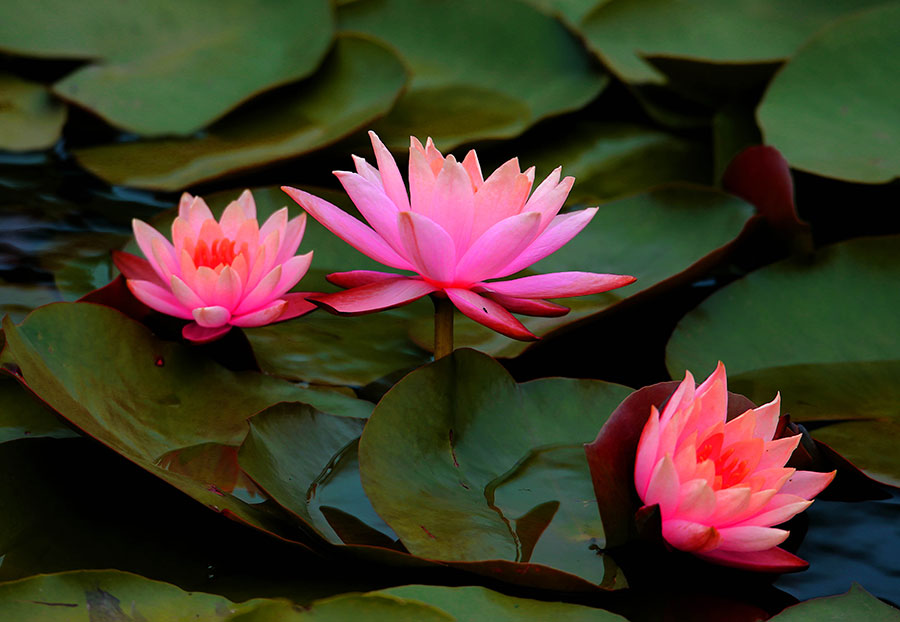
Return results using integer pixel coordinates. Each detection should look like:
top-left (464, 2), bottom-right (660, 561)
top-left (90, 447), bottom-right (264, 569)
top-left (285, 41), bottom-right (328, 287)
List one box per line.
top-left (695, 432), bottom-right (752, 489)
top-left (193, 238), bottom-right (238, 270)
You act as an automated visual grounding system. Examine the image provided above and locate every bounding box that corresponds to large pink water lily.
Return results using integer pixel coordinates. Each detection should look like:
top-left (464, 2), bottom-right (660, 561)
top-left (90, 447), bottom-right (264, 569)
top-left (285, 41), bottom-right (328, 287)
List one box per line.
top-left (282, 131), bottom-right (635, 340)
top-left (119, 190), bottom-right (316, 343)
top-left (634, 363), bottom-right (835, 572)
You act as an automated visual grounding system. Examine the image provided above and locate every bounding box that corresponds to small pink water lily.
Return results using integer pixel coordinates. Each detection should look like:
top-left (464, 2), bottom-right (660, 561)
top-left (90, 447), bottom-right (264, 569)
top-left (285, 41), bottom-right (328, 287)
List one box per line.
top-left (282, 131), bottom-right (635, 340)
top-left (119, 190), bottom-right (316, 343)
top-left (634, 363), bottom-right (835, 572)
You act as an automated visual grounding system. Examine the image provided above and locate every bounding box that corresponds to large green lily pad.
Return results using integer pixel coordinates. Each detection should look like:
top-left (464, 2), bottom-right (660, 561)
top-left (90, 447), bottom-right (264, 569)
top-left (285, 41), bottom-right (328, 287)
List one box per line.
top-left (0, 303), bottom-right (371, 542)
top-left (758, 3), bottom-right (900, 183)
top-left (379, 585), bottom-right (628, 621)
top-left (73, 36), bottom-right (408, 190)
top-left (580, 0), bottom-right (885, 85)
top-left (338, 0), bottom-right (607, 149)
top-left (359, 349), bottom-right (632, 588)
top-left (0, 0), bottom-right (333, 136)
top-left (0, 73), bottom-right (67, 151)
top-left (0, 375), bottom-right (76, 444)
top-left (768, 584), bottom-right (900, 621)
top-left (0, 569), bottom-right (454, 622)
top-left (666, 235), bottom-right (900, 483)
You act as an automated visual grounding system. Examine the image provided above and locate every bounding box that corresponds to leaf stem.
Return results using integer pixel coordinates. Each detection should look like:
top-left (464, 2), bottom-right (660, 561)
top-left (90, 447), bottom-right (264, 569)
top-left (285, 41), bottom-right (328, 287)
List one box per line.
top-left (433, 295), bottom-right (454, 359)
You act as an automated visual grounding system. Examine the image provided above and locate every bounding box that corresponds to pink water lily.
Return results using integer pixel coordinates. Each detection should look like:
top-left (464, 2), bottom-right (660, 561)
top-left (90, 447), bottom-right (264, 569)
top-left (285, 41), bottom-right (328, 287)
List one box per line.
top-left (634, 363), bottom-right (835, 572)
top-left (282, 131), bottom-right (635, 340)
top-left (119, 190), bottom-right (316, 343)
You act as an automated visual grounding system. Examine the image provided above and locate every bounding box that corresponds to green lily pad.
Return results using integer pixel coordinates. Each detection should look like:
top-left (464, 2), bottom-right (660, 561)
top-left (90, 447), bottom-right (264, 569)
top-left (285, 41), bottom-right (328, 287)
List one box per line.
top-left (379, 584), bottom-right (628, 621)
top-left (580, 0), bottom-right (885, 85)
top-left (0, 569), bottom-right (454, 622)
top-left (758, 3), bottom-right (900, 183)
top-left (515, 122), bottom-right (712, 205)
top-left (768, 584), bottom-right (900, 621)
top-left (0, 303), bottom-right (371, 542)
top-left (0, 73), bottom-right (67, 151)
top-left (338, 0), bottom-right (608, 149)
top-left (0, 375), bottom-right (76, 444)
top-left (667, 235), bottom-right (900, 483)
top-left (73, 36), bottom-right (408, 191)
top-left (0, 0), bottom-right (333, 137)
top-left (359, 349), bottom-right (632, 588)
top-left (522, 0), bottom-right (609, 26)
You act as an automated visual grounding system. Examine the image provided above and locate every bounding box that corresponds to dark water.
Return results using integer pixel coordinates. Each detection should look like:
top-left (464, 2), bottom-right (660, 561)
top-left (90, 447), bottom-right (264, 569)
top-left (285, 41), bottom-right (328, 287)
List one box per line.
top-left (1, 149), bottom-right (899, 613)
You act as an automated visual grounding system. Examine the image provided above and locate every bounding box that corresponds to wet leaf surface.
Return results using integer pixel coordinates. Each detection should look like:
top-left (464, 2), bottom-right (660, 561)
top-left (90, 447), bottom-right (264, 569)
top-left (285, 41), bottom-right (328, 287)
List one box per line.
top-left (0, 73), bottom-right (67, 151)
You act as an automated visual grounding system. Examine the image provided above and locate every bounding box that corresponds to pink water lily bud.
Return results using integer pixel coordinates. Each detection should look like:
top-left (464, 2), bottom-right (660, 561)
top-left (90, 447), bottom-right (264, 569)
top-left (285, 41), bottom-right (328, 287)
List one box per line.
top-left (120, 190), bottom-right (316, 343)
top-left (282, 131), bottom-right (635, 340)
top-left (634, 362), bottom-right (835, 572)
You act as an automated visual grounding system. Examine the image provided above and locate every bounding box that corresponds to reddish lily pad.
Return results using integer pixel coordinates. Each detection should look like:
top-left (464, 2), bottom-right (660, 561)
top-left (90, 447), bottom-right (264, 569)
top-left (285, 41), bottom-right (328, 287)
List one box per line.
top-left (667, 235), bottom-right (900, 484)
top-left (758, 3), bottom-right (900, 183)
top-left (359, 348), bottom-right (632, 588)
top-left (0, 0), bottom-right (333, 136)
top-left (338, 0), bottom-right (608, 150)
top-left (73, 36), bottom-right (408, 191)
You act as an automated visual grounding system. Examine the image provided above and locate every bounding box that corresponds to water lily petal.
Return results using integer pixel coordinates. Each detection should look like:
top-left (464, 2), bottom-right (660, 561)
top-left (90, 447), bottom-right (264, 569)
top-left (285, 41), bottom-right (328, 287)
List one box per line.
top-left (369, 130), bottom-right (410, 211)
top-left (716, 525), bottom-right (789, 552)
top-left (397, 211), bottom-right (457, 284)
top-left (697, 546), bottom-right (808, 572)
top-left (231, 299), bottom-right (287, 327)
top-left (780, 470), bottom-right (836, 500)
top-left (662, 519), bottom-right (721, 552)
top-left (477, 290), bottom-right (569, 317)
top-left (353, 154), bottom-right (383, 187)
top-left (182, 322), bottom-right (232, 343)
top-left (271, 252), bottom-right (314, 299)
top-left (234, 265), bottom-right (282, 316)
top-left (127, 279), bottom-right (192, 319)
top-left (644, 454), bottom-right (681, 516)
top-left (311, 277), bottom-right (436, 315)
top-left (445, 288), bottom-right (535, 340)
top-left (479, 272), bottom-right (636, 299)
top-left (132, 219), bottom-right (176, 284)
top-left (327, 270), bottom-right (403, 288)
top-left (112, 251), bottom-right (165, 288)
top-left (495, 207), bottom-right (598, 278)
top-left (192, 305), bottom-right (231, 328)
top-left (454, 211), bottom-right (541, 284)
top-left (471, 159), bottom-right (532, 239)
top-left (431, 155), bottom-right (475, 254)
top-left (276, 292), bottom-right (318, 321)
top-left (522, 172), bottom-right (574, 231)
top-left (335, 171), bottom-right (405, 253)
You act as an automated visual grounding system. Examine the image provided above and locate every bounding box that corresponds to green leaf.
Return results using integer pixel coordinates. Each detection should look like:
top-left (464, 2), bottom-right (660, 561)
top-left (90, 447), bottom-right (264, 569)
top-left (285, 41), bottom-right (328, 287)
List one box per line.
top-left (767, 584), bottom-right (900, 621)
top-left (380, 584), bottom-right (629, 621)
top-left (72, 36), bottom-right (408, 190)
top-left (758, 3), bottom-right (900, 183)
top-left (0, 569), bottom-right (455, 621)
top-left (339, 0), bottom-right (607, 149)
top-left (0, 303), bottom-right (371, 542)
top-left (0, 73), bottom-right (66, 151)
top-left (581, 0), bottom-right (885, 84)
top-left (0, 375), bottom-right (76, 444)
top-left (0, 0), bottom-right (333, 136)
top-left (359, 349), bottom-right (632, 588)
top-left (666, 235), bottom-right (900, 483)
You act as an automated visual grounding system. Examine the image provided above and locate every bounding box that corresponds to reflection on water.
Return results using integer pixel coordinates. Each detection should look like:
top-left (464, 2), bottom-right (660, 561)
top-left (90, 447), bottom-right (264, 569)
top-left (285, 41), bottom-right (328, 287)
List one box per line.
top-left (776, 487), bottom-right (900, 605)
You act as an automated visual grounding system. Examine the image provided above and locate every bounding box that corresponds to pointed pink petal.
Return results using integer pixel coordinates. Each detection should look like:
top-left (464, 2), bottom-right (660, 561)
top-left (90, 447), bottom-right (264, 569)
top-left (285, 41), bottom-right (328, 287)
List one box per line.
top-left (635, 406), bottom-right (662, 499)
top-left (112, 251), bottom-right (166, 288)
top-left (127, 279), bottom-right (192, 319)
top-left (495, 207), bottom-right (598, 278)
top-left (177, 192), bottom-right (195, 219)
top-left (662, 518), bottom-right (721, 552)
top-left (182, 322), bottom-right (231, 343)
top-left (368, 130), bottom-right (410, 211)
top-left (779, 470), bottom-right (836, 500)
top-left (335, 171), bottom-right (405, 253)
top-left (276, 292), bottom-right (318, 321)
top-left (310, 278), bottom-right (436, 315)
top-left (215, 266), bottom-right (243, 311)
top-left (193, 266), bottom-right (219, 305)
top-left (445, 288), bottom-right (536, 340)
top-left (424, 137), bottom-right (445, 173)
top-left (220, 197), bottom-right (251, 237)
top-left (409, 138), bottom-right (438, 219)
top-left (676, 479), bottom-right (717, 522)
top-left (430, 155), bottom-right (475, 254)
top-left (259, 207), bottom-right (288, 246)
top-left (169, 275), bottom-right (205, 310)
top-left (274, 213), bottom-right (307, 266)
top-left (523, 174), bottom-right (574, 231)
top-left (172, 217), bottom-right (193, 255)
top-left (478, 291), bottom-right (569, 317)
top-left (327, 270), bottom-right (403, 288)
top-left (471, 159), bottom-right (532, 239)
top-left (231, 299), bottom-right (287, 327)
top-left (708, 486), bottom-right (753, 523)
top-left (234, 265), bottom-right (282, 315)
top-left (235, 189), bottom-right (256, 218)
top-left (188, 197), bottom-right (214, 232)
top-left (716, 525), bottom-right (789, 552)
top-left (353, 154), bottom-right (383, 187)
top-left (397, 211), bottom-right (456, 283)
top-left (132, 219), bottom-right (176, 284)
top-left (758, 435), bottom-right (801, 470)
top-left (644, 454), bottom-right (681, 516)
top-left (271, 252), bottom-right (313, 298)
top-left (479, 271), bottom-right (635, 299)
top-left (692, 361), bottom-right (728, 433)
top-left (192, 305), bottom-right (231, 328)
top-left (461, 149), bottom-right (483, 189)
top-left (751, 394), bottom-right (781, 441)
top-left (282, 186), bottom-right (413, 271)
top-left (455, 211), bottom-right (541, 284)
top-left (697, 546), bottom-right (808, 572)
top-left (742, 495), bottom-right (812, 528)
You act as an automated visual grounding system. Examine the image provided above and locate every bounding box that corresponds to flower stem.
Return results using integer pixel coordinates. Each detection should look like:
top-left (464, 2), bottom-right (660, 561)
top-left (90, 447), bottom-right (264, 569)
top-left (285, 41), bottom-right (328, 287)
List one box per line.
top-left (433, 295), bottom-right (454, 359)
